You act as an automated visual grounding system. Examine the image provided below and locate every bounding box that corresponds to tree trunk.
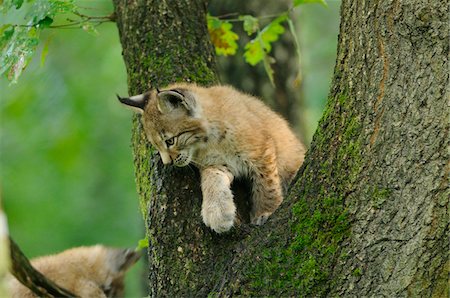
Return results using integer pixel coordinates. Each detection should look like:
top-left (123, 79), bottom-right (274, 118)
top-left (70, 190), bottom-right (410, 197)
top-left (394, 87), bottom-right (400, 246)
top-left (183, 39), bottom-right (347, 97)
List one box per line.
top-left (113, 0), bottom-right (448, 296)
top-left (113, 1), bottom-right (235, 296)
top-left (325, 1), bottom-right (449, 296)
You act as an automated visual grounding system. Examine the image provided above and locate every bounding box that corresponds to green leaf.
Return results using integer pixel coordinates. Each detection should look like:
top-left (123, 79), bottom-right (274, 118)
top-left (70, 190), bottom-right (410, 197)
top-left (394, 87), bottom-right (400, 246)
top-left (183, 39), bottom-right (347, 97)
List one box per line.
top-left (207, 14), bottom-right (222, 30)
top-left (136, 238), bottom-right (149, 250)
top-left (0, 25), bottom-right (39, 83)
top-left (260, 15), bottom-right (287, 51)
top-left (243, 15), bottom-right (287, 66)
top-left (239, 15), bottom-right (259, 36)
top-left (0, 25), bottom-right (15, 48)
top-left (37, 16), bottom-right (53, 28)
top-left (13, 0), bottom-right (24, 9)
top-left (28, 0), bottom-right (76, 25)
top-left (243, 39), bottom-right (264, 66)
top-left (293, 0), bottom-right (328, 7)
top-left (207, 15), bottom-right (238, 56)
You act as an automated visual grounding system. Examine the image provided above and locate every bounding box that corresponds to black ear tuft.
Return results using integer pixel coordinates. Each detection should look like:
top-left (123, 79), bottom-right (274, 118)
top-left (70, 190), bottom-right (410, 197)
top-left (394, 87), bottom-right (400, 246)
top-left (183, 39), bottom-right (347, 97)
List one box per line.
top-left (117, 93), bottom-right (148, 114)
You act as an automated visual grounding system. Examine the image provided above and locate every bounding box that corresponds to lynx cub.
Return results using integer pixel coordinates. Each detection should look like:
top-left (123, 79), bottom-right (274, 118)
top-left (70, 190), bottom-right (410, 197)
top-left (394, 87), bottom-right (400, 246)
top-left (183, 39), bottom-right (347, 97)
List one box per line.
top-left (118, 84), bottom-right (305, 233)
top-left (8, 245), bottom-right (140, 297)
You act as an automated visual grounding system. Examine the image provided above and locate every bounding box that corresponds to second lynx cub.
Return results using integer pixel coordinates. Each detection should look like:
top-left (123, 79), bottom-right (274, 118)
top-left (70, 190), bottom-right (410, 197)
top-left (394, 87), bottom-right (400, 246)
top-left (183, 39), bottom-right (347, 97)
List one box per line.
top-left (8, 245), bottom-right (140, 297)
top-left (119, 83), bottom-right (305, 233)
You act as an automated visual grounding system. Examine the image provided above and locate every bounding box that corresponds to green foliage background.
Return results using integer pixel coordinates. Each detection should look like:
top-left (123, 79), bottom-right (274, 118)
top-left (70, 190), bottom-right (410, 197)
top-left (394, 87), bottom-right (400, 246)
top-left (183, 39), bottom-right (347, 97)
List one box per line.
top-left (0, 1), bottom-right (144, 295)
top-left (0, 1), bottom-right (339, 296)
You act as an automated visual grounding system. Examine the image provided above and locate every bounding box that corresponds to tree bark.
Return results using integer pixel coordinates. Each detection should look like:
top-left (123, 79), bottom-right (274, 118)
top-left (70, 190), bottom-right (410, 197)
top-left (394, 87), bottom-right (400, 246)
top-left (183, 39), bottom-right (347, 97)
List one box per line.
top-left (114, 0), bottom-right (448, 296)
top-left (326, 1), bottom-right (449, 296)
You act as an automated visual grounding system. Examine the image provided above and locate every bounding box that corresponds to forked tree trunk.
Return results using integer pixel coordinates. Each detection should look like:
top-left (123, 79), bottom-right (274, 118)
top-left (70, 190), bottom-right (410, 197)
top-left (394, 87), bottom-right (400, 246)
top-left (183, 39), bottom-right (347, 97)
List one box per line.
top-left (113, 0), bottom-right (448, 296)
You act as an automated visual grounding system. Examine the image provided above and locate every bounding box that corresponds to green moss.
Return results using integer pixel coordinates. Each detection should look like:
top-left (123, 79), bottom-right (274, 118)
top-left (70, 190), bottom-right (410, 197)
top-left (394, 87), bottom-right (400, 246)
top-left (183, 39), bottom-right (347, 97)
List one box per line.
top-left (131, 118), bottom-right (156, 224)
top-left (352, 268), bottom-right (362, 277)
top-left (369, 187), bottom-right (391, 208)
top-left (244, 91), bottom-right (363, 296)
top-left (246, 194), bottom-right (350, 296)
top-left (338, 93), bottom-right (347, 105)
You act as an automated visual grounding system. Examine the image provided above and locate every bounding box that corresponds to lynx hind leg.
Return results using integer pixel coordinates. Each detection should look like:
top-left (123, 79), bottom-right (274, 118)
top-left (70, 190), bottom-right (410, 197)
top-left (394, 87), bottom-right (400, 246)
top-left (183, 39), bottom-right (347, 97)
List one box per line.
top-left (200, 167), bottom-right (236, 233)
top-left (250, 149), bottom-right (283, 226)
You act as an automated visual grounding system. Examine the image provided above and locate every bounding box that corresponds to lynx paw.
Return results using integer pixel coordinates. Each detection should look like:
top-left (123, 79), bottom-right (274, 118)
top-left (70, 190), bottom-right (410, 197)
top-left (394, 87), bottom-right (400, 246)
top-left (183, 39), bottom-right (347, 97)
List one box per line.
top-left (250, 212), bottom-right (272, 226)
top-left (202, 200), bottom-right (236, 233)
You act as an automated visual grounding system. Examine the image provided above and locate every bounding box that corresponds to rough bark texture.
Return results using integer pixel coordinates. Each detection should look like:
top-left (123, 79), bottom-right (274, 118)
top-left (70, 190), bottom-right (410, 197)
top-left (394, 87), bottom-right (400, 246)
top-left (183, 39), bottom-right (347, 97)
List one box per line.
top-left (114, 0), bottom-right (448, 296)
top-left (328, 1), bottom-right (449, 296)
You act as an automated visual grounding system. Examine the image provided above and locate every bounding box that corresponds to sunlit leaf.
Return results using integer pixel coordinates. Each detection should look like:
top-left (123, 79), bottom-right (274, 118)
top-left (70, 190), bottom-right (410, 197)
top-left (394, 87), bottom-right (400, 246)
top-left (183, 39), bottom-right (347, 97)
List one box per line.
top-left (243, 15), bottom-right (287, 66)
top-left (207, 15), bottom-right (238, 56)
top-left (243, 39), bottom-right (264, 66)
top-left (137, 238), bottom-right (149, 250)
top-left (239, 15), bottom-right (259, 36)
top-left (260, 14), bottom-right (287, 51)
top-left (293, 0), bottom-right (328, 7)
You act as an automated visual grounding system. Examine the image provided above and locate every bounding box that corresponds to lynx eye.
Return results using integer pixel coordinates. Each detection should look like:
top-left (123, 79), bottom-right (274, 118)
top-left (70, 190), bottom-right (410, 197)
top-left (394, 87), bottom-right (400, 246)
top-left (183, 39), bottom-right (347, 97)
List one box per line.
top-left (165, 137), bottom-right (175, 147)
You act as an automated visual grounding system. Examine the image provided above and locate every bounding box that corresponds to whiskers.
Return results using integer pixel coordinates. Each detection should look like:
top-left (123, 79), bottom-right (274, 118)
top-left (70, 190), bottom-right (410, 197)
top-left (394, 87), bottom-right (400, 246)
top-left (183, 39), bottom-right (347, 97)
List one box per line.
top-left (189, 158), bottom-right (205, 168)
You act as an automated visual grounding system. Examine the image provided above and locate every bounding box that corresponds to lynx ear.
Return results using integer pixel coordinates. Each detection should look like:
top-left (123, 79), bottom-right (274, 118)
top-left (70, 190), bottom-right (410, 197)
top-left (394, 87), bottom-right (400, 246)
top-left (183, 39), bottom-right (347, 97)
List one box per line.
top-left (157, 89), bottom-right (197, 115)
top-left (117, 93), bottom-right (148, 114)
top-left (107, 248), bottom-right (141, 273)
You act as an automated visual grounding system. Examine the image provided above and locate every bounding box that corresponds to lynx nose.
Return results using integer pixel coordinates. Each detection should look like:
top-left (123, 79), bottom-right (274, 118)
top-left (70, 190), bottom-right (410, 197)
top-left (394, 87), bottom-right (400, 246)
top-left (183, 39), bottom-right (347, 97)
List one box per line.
top-left (160, 152), bottom-right (172, 165)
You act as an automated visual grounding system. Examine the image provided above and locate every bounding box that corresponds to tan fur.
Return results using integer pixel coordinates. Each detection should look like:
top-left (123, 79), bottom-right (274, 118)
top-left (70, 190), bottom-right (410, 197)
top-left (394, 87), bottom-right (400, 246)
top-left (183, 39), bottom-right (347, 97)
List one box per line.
top-left (7, 245), bottom-right (140, 298)
top-left (119, 83), bottom-right (306, 233)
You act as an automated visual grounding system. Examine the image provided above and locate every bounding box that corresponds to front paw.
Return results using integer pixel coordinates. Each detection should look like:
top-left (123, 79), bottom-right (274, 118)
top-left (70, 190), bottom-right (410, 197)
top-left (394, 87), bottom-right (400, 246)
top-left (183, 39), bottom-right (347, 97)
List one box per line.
top-left (250, 211), bottom-right (272, 226)
top-left (202, 200), bottom-right (236, 233)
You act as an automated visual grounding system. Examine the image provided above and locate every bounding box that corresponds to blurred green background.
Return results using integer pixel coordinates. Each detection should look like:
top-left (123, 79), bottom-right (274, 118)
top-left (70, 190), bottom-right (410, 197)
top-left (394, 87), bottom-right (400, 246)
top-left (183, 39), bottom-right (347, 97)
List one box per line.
top-left (0, 1), bottom-right (340, 296)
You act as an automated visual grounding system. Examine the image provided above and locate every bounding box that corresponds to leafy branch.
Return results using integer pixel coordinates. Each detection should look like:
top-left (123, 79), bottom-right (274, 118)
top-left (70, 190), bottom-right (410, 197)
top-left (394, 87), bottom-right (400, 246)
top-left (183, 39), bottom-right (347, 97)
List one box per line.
top-left (207, 0), bottom-right (327, 85)
top-left (1, 0), bottom-right (327, 85)
top-left (0, 0), bottom-right (113, 83)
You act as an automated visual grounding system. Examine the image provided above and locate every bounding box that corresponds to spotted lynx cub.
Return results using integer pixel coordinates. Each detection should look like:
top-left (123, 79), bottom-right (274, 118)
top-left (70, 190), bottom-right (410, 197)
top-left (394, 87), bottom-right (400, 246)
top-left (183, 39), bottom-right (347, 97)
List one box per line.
top-left (118, 83), bottom-right (306, 233)
top-left (8, 245), bottom-right (140, 297)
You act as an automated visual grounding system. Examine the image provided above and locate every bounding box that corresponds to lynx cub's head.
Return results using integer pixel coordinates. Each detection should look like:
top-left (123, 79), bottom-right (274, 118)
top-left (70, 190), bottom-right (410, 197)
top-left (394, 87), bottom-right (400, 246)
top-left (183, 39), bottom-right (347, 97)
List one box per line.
top-left (118, 86), bottom-right (208, 167)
